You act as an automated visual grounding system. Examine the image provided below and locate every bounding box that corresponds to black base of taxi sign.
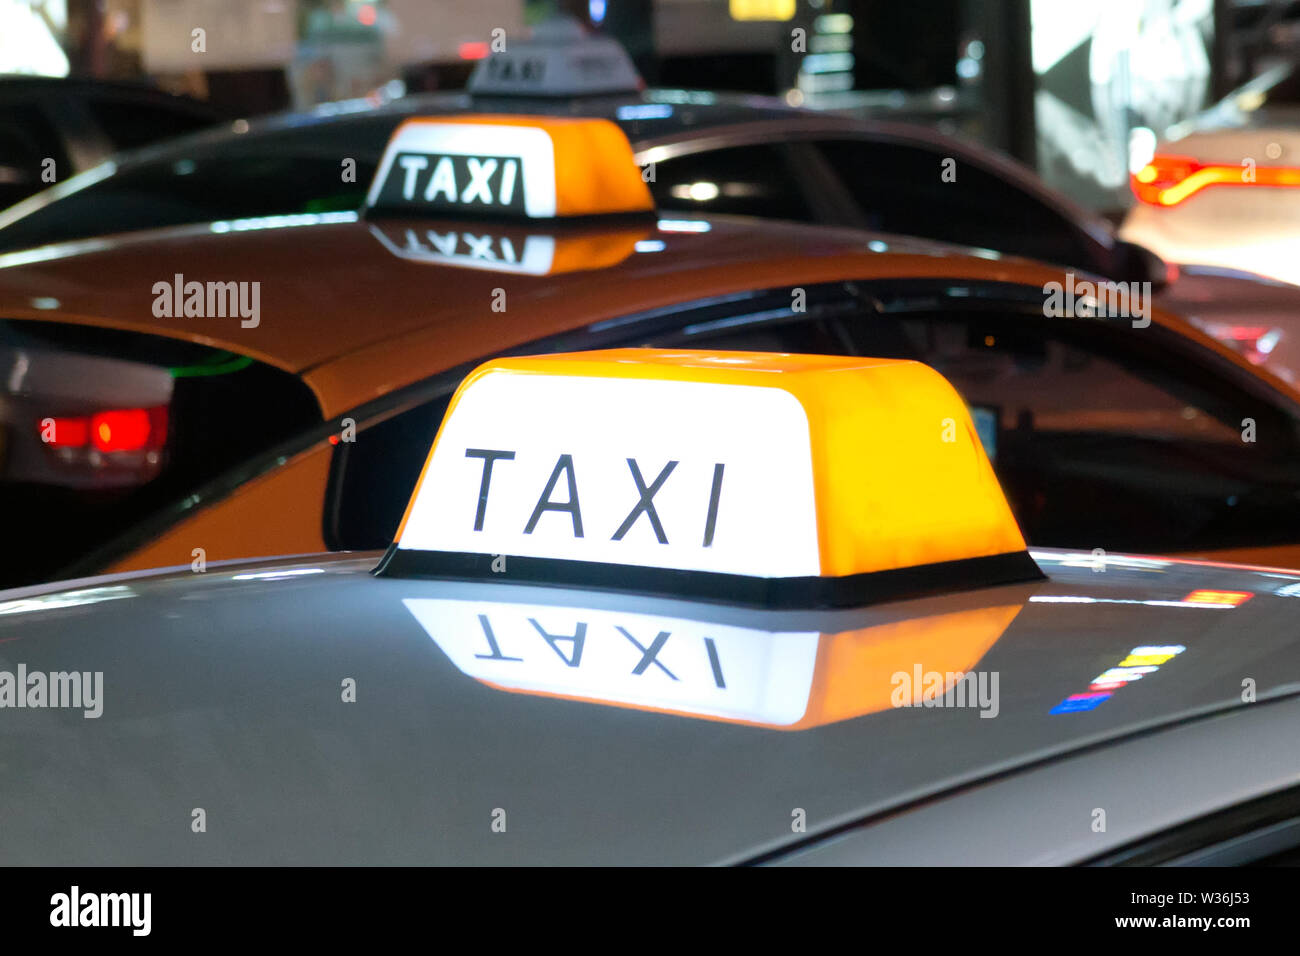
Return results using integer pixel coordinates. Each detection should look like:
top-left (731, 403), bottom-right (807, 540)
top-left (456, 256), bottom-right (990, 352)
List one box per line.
top-left (374, 547), bottom-right (1045, 610)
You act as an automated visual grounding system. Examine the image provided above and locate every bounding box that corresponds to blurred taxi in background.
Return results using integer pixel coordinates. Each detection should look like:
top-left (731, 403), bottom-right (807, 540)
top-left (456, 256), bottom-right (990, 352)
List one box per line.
top-left (2, 112), bottom-right (1300, 590)
top-left (6, 18), bottom-right (1300, 382)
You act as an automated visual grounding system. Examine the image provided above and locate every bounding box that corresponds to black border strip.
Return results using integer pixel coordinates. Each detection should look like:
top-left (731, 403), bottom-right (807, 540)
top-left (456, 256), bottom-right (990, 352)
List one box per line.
top-left (373, 547), bottom-right (1044, 609)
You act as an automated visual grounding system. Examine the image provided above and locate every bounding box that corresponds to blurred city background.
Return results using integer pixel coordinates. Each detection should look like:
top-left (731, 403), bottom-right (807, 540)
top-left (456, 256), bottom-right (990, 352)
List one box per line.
top-left (2, 0), bottom-right (1296, 215)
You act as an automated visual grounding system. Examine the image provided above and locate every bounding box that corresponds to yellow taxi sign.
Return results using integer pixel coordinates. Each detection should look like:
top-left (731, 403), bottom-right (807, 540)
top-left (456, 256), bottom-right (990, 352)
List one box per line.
top-left (379, 349), bottom-right (1041, 607)
top-left (364, 115), bottom-right (654, 220)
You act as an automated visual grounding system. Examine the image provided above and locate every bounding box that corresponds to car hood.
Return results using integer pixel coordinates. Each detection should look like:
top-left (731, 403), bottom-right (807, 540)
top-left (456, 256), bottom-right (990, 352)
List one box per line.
top-left (1, 549), bottom-right (1299, 864)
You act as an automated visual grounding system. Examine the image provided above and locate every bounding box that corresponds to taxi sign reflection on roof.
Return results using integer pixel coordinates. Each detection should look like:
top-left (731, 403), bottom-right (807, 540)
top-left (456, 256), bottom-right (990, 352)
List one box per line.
top-left (404, 596), bottom-right (1023, 729)
top-left (368, 221), bottom-right (648, 275)
top-left (379, 349), bottom-right (1042, 608)
top-left (365, 115), bottom-right (653, 220)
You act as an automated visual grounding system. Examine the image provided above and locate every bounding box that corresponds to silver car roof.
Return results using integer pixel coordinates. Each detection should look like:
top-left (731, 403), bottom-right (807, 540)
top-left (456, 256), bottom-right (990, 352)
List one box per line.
top-left (1, 548), bottom-right (1296, 864)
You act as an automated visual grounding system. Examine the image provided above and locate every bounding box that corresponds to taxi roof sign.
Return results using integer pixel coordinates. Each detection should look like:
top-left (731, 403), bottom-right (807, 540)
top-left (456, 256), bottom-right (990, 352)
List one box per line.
top-left (467, 17), bottom-right (643, 98)
top-left (364, 115), bottom-right (654, 220)
top-left (379, 349), bottom-right (1042, 608)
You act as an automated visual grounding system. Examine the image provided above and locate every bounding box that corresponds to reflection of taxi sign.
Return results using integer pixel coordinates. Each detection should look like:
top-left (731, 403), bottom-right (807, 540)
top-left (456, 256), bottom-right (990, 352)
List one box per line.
top-left (467, 16), bottom-right (643, 97)
top-left (365, 116), bottom-right (653, 219)
top-left (380, 350), bottom-right (1042, 608)
top-left (403, 597), bottom-right (1023, 729)
top-left (368, 222), bottom-right (647, 275)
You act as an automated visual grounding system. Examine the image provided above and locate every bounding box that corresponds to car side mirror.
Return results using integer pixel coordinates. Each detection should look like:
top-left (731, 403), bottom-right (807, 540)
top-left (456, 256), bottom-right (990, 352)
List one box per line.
top-left (1113, 239), bottom-right (1170, 292)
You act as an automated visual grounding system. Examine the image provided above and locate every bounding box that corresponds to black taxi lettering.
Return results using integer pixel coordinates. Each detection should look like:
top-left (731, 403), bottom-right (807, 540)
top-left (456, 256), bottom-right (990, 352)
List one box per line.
top-left (465, 449), bottom-right (726, 545)
top-left (486, 56), bottom-right (547, 83)
top-left (473, 613), bottom-right (726, 687)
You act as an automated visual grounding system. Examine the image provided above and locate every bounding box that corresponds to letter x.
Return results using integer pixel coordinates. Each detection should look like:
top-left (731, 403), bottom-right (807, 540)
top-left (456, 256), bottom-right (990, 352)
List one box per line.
top-left (616, 627), bottom-right (677, 680)
top-left (462, 158), bottom-right (498, 204)
top-left (462, 232), bottom-right (497, 261)
top-left (611, 459), bottom-right (677, 543)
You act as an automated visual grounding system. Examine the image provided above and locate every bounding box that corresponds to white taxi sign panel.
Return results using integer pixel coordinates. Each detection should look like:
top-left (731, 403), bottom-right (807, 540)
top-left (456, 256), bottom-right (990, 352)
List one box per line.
top-left (379, 350), bottom-right (1041, 608)
top-left (365, 115), bottom-right (653, 220)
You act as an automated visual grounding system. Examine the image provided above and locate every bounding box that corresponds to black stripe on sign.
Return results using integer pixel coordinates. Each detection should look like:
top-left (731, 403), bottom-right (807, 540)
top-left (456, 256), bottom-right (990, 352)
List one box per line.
top-left (372, 547), bottom-right (1045, 610)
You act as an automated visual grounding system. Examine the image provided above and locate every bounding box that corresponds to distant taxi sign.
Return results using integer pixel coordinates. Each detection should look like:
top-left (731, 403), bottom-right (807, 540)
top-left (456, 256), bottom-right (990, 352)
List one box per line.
top-left (466, 16), bottom-right (643, 97)
top-left (379, 349), bottom-right (1042, 607)
top-left (365, 116), bottom-right (653, 219)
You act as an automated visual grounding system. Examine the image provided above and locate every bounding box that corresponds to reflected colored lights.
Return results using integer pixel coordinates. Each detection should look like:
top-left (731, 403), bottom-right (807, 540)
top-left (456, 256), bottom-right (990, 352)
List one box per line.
top-left (1051, 644), bottom-right (1185, 714)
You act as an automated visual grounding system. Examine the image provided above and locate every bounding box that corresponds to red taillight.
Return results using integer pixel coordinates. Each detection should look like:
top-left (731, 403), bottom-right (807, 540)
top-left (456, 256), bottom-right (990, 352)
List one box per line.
top-left (1132, 153), bottom-right (1300, 206)
top-left (41, 416), bottom-right (90, 448)
top-left (39, 406), bottom-right (168, 455)
top-left (458, 41), bottom-right (489, 60)
top-left (91, 409), bottom-right (152, 452)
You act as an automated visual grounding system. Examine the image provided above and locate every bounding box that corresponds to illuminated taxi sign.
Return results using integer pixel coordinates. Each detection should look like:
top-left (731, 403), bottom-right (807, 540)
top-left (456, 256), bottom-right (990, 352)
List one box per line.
top-left (365, 116), bottom-right (653, 219)
top-left (467, 17), bottom-right (643, 97)
top-left (380, 349), bottom-right (1040, 607)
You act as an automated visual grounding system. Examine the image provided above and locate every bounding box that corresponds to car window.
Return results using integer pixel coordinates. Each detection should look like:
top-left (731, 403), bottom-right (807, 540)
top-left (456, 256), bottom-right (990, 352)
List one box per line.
top-left (0, 104), bottom-right (68, 211)
top-left (327, 395), bottom-right (451, 550)
top-left (650, 144), bottom-right (815, 221)
top-left (85, 96), bottom-right (220, 152)
top-left (320, 287), bottom-right (1300, 560)
top-left (0, 320), bottom-right (321, 587)
top-left (0, 113), bottom-right (403, 251)
top-left (840, 305), bottom-right (1300, 555)
top-left (813, 138), bottom-right (1106, 274)
top-left (0, 154), bottom-right (374, 251)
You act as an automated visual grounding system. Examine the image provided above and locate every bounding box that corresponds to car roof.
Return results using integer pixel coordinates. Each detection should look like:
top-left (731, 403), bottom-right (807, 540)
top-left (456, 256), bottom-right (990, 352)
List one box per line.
top-left (2, 547), bottom-right (1296, 864)
top-left (99, 88), bottom-right (812, 165)
top-left (0, 87), bottom-right (1117, 257)
top-left (0, 213), bottom-right (1098, 418)
top-left (0, 209), bottom-right (1276, 420)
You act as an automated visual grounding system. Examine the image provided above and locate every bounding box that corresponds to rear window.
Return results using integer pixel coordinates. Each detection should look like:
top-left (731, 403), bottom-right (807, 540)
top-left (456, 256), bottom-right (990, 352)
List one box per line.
top-left (86, 96), bottom-right (221, 152)
top-left (0, 321), bottom-right (321, 587)
top-left (0, 155), bottom-right (376, 251)
top-left (0, 114), bottom-right (402, 251)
